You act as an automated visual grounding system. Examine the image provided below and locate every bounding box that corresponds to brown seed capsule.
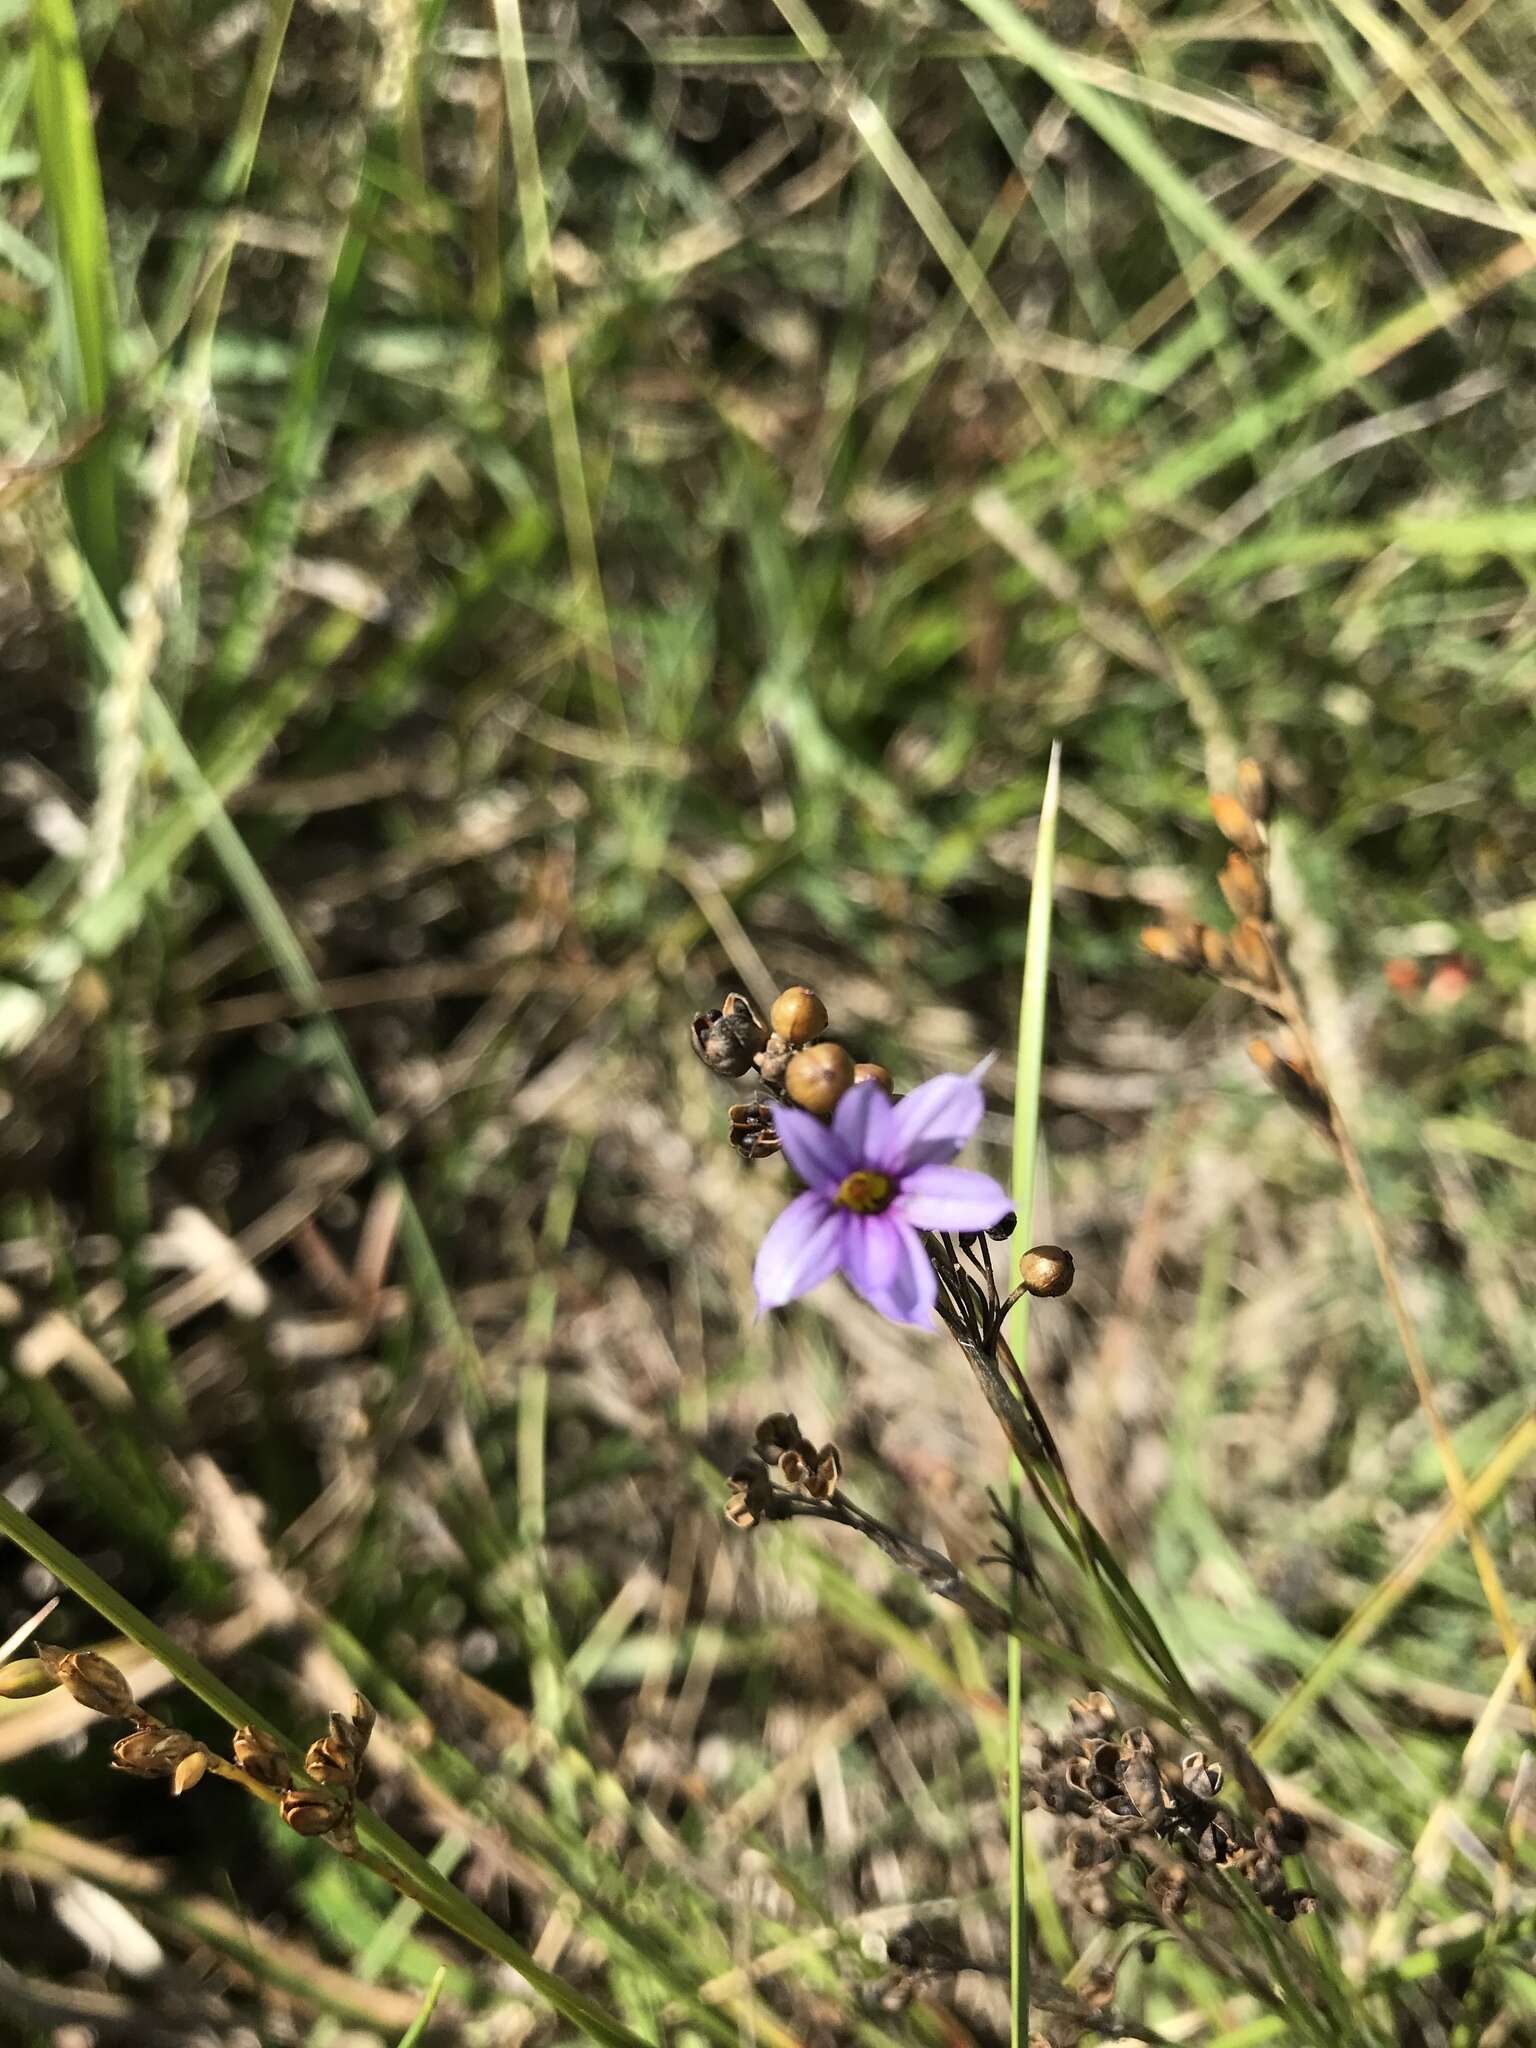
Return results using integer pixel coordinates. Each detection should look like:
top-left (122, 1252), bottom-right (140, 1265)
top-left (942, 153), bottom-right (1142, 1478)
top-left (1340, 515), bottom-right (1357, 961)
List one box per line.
top-left (1238, 757), bottom-right (1270, 823)
top-left (305, 1734), bottom-right (355, 1786)
top-left (1248, 1038), bottom-right (1331, 1125)
top-left (1181, 1750), bottom-right (1223, 1801)
top-left (769, 985), bottom-right (827, 1046)
top-left (784, 1041), bottom-right (855, 1116)
top-left (1260, 1804), bottom-right (1309, 1858)
top-left (1141, 922), bottom-right (1203, 972)
top-left (805, 1444), bottom-right (841, 1501)
top-left (112, 1726), bottom-right (200, 1778)
top-left (852, 1062), bottom-right (893, 1091)
top-left (1120, 1729), bottom-right (1166, 1824)
top-left (36, 1644), bottom-right (137, 1720)
top-left (1200, 925), bottom-right (1230, 975)
top-left (1218, 851), bottom-right (1268, 923)
top-left (281, 1787), bottom-right (342, 1837)
top-left (1211, 791), bottom-right (1264, 854)
top-left (986, 1209), bottom-right (1017, 1242)
top-left (348, 1694), bottom-right (376, 1756)
top-left (233, 1726), bottom-right (292, 1790)
top-left (754, 1412), bottom-right (801, 1454)
top-left (1019, 1245), bottom-right (1073, 1298)
top-left (171, 1748), bottom-right (209, 1797)
top-left (778, 1447), bottom-right (809, 1487)
top-left (725, 1459), bottom-right (774, 1530)
top-left (727, 1101), bottom-right (780, 1161)
top-left (1231, 918), bottom-right (1277, 989)
top-left (0, 1658), bottom-right (57, 1700)
top-left (691, 1011), bottom-right (755, 1078)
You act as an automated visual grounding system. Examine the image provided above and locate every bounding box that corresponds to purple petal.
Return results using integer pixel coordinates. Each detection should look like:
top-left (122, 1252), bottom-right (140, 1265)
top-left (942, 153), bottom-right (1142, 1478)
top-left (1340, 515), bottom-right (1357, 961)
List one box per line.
top-left (842, 1214), bottom-right (937, 1328)
top-left (882, 1070), bottom-right (988, 1172)
top-left (830, 1073), bottom-right (895, 1164)
top-left (894, 1164), bottom-right (1013, 1232)
top-left (753, 1191), bottom-right (847, 1312)
top-left (773, 1103), bottom-right (854, 1190)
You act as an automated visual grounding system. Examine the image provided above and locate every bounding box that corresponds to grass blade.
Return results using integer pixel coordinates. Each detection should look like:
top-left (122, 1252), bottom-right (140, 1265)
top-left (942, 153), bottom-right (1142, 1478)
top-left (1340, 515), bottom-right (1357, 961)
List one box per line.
top-left (395, 1966), bottom-right (447, 2047)
top-left (1006, 740), bottom-right (1062, 2048)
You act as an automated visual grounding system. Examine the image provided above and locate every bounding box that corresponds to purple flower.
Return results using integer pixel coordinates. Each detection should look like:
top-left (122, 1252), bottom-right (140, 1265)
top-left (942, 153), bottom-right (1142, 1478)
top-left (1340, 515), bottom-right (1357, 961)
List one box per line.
top-left (753, 1066), bottom-right (1012, 1328)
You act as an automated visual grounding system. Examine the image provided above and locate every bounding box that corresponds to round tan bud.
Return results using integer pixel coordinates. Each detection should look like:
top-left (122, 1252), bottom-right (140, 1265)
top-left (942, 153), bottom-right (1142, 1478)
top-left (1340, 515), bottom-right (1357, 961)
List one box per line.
top-left (112, 1726), bottom-right (200, 1778)
top-left (281, 1787), bottom-right (342, 1836)
top-left (37, 1644), bottom-right (137, 1719)
top-left (233, 1725), bottom-right (292, 1789)
top-left (852, 1062), bottom-right (893, 1091)
top-left (1019, 1245), bottom-right (1074, 1298)
top-left (784, 1041), bottom-right (854, 1115)
top-left (1211, 791), bottom-right (1264, 854)
top-left (769, 985), bottom-right (827, 1046)
top-left (1237, 756), bottom-right (1270, 823)
top-left (0, 1658), bottom-right (57, 1700)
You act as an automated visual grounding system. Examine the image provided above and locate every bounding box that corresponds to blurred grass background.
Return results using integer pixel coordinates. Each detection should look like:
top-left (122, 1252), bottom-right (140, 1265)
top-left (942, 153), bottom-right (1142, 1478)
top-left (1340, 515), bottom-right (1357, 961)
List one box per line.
top-left (4, 0), bottom-right (1536, 2038)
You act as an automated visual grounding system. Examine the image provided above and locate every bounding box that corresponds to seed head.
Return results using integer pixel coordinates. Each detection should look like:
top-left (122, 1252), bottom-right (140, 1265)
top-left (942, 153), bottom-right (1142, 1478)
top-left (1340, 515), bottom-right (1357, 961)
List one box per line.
top-left (724, 1458), bottom-right (775, 1530)
top-left (1019, 1245), bottom-right (1073, 1298)
top-left (727, 1101), bottom-right (780, 1161)
top-left (785, 1042), bottom-right (854, 1115)
top-left (1200, 925), bottom-right (1230, 975)
top-left (233, 1725), bottom-right (292, 1789)
top-left (1211, 791), bottom-right (1264, 855)
top-left (306, 1733), bottom-right (356, 1786)
top-left (769, 985), bottom-right (827, 1046)
top-left (281, 1786), bottom-right (342, 1837)
top-left (1181, 1750), bottom-right (1223, 1801)
top-left (112, 1726), bottom-right (200, 1778)
top-left (1231, 919), bottom-right (1276, 989)
top-left (36, 1644), bottom-right (137, 1720)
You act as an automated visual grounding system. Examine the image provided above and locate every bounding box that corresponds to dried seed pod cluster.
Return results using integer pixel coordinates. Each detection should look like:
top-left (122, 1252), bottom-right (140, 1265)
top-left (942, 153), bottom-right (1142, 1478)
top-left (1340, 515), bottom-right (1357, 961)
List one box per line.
top-left (725, 1412), bottom-right (844, 1528)
top-left (30, 1627), bottom-right (376, 1853)
top-left (1140, 761), bottom-right (1331, 1134)
top-left (1025, 1698), bottom-right (1315, 1925)
top-left (689, 982), bottom-right (893, 1164)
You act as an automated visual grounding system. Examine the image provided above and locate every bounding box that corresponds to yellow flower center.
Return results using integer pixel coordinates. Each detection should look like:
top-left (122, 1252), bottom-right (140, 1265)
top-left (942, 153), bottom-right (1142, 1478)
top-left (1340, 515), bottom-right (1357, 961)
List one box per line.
top-left (835, 1170), bottom-right (894, 1214)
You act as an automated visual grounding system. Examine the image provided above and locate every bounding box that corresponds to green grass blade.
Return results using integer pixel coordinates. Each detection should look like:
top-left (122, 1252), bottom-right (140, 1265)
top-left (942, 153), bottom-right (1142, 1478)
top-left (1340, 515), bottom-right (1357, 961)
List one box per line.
top-left (395, 1966), bottom-right (447, 2047)
top-left (1006, 740), bottom-right (1062, 2048)
top-left (28, 0), bottom-right (120, 605)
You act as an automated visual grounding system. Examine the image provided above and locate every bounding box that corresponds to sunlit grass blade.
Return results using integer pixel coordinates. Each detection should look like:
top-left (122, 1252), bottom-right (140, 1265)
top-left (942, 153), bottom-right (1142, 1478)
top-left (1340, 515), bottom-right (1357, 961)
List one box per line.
top-left (1006, 740), bottom-right (1061, 2048)
top-left (28, 0), bottom-right (121, 606)
top-left (396, 1966), bottom-right (447, 2047)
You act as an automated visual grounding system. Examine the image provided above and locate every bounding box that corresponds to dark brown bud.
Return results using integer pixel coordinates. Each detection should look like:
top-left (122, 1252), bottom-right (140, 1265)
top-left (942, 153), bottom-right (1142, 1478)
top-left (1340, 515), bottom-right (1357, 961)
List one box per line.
top-left (348, 1694), bottom-right (376, 1756)
top-left (1231, 918), bottom-right (1276, 989)
top-left (1181, 1750), bottom-right (1223, 1801)
top-left (691, 1011), bottom-right (754, 1078)
top-left (172, 1748), bottom-right (209, 1796)
top-left (112, 1726), bottom-right (200, 1778)
top-left (1249, 1856), bottom-right (1289, 1908)
top-left (1141, 921), bottom-right (1203, 972)
top-left (1147, 1864), bottom-right (1189, 1917)
top-left (281, 1786), bottom-right (342, 1837)
top-left (784, 1041), bottom-right (854, 1116)
top-left (727, 1101), bottom-right (780, 1160)
top-left (1218, 851), bottom-right (1268, 923)
top-left (986, 1209), bottom-right (1017, 1241)
top-left (1237, 757), bottom-right (1270, 824)
top-left (37, 1644), bottom-right (137, 1719)
top-left (233, 1725), bottom-right (292, 1790)
top-left (0, 1658), bottom-right (57, 1700)
top-left (1259, 1805), bottom-right (1309, 1858)
top-left (1211, 791), bottom-right (1264, 854)
top-left (1274, 1889), bottom-right (1318, 1921)
top-left (769, 986), bottom-right (827, 1046)
top-left (754, 1413), bottom-right (801, 1454)
top-left (1019, 1245), bottom-right (1073, 1298)
top-left (852, 1062), bottom-right (892, 1091)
